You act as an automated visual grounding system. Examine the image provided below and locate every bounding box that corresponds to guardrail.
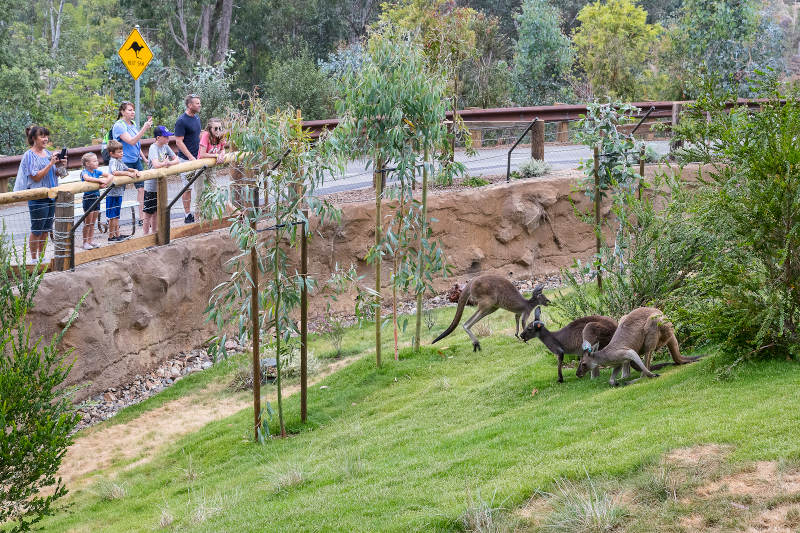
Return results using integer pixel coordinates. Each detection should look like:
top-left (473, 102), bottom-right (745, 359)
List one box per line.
top-left (0, 99), bottom-right (767, 186)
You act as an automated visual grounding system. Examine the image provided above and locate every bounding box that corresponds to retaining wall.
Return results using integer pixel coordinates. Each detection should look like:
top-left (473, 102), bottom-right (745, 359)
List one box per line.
top-left (27, 164), bottom-right (698, 399)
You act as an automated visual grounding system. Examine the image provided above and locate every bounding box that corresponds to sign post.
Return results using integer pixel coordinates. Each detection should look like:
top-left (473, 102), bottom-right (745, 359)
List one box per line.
top-left (118, 25), bottom-right (153, 127)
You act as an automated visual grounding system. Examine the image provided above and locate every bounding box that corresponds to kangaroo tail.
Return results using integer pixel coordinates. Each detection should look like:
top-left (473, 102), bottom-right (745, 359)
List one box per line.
top-left (666, 335), bottom-right (698, 364)
top-left (432, 283), bottom-right (470, 344)
top-left (650, 352), bottom-right (708, 371)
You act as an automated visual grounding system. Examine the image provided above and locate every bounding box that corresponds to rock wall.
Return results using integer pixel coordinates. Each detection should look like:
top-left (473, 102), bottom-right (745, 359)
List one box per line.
top-left (29, 165), bottom-right (694, 399)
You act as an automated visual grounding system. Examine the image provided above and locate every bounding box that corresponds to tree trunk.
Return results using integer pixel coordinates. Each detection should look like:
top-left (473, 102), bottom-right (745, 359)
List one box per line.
top-left (48, 0), bottom-right (65, 58)
top-left (213, 0), bottom-right (234, 63)
top-left (413, 146), bottom-right (429, 351)
top-left (198, 5), bottom-right (212, 64)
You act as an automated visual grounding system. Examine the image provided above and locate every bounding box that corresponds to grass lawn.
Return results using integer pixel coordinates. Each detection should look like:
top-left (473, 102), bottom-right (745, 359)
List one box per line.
top-left (39, 305), bottom-right (800, 532)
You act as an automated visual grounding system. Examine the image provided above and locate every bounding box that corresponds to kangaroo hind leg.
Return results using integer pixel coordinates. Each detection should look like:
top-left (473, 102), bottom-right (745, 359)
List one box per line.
top-left (642, 314), bottom-right (663, 369)
top-left (463, 307), bottom-right (496, 351)
top-left (626, 349), bottom-right (659, 381)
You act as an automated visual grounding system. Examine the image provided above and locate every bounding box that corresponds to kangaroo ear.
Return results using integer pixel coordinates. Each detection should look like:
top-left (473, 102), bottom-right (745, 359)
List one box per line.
top-left (533, 284), bottom-right (543, 295)
top-left (592, 342), bottom-right (600, 353)
top-left (534, 306), bottom-right (541, 321)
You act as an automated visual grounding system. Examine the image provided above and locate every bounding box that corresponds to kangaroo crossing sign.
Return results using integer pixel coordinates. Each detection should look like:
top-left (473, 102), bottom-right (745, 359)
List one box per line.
top-left (118, 27), bottom-right (153, 80)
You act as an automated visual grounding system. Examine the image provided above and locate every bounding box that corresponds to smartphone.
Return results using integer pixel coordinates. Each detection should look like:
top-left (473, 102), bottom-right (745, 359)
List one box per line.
top-left (59, 148), bottom-right (68, 160)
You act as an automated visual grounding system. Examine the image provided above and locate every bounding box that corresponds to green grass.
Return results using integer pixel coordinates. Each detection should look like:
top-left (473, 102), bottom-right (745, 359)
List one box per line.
top-left (40, 305), bottom-right (800, 532)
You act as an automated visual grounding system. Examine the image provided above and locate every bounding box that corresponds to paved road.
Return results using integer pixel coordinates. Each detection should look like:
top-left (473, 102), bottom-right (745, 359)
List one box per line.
top-left (319, 140), bottom-right (670, 194)
top-left (1, 141), bottom-right (670, 255)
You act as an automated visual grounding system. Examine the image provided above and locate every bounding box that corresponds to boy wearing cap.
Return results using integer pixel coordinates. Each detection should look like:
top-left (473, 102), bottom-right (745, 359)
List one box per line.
top-left (144, 126), bottom-right (179, 235)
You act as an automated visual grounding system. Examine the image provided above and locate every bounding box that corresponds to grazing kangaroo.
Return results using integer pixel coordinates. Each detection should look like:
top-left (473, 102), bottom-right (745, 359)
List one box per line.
top-left (432, 275), bottom-right (550, 351)
top-left (576, 306), bottom-right (701, 386)
top-left (520, 307), bottom-right (618, 383)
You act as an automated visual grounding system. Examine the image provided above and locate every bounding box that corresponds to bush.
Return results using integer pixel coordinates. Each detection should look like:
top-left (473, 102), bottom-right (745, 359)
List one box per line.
top-left (265, 49), bottom-right (335, 121)
top-left (555, 175), bottom-right (710, 323)
top-left (514, 159), bottom-right (551, 179)
top-left (667, 75), bottom-right (800, 362)
top-left (0, 236), bottom-right (81, 531)
top-left (463, 176), bottom-right (489, 187)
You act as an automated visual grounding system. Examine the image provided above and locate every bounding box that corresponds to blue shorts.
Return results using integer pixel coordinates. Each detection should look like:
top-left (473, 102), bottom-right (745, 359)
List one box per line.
top-left (106, 195), bottom-right (123, 219)
top-left (127, 159), bottom-right (145, 189)
top-left (82, 194), bottom-right (101, 213)
top-left (28, 198), bottom-right (55, 235)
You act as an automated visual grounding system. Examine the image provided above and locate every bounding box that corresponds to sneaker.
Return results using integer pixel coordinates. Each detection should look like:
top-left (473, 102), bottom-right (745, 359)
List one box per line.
top-left (184, 213), bottom-right (195, 224)
top-left (89, 242), bottom-right (100, 249)
top-left (108, 236), bottom-right (119, 242)
top-left (82, 243), bottom-right (93, 250)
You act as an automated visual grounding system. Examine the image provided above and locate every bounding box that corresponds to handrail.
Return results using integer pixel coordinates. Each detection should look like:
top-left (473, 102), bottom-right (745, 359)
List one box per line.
top-left (0, 153), bottom-right (238, 206)
top-left (506, 118), bottom-right (539, 182)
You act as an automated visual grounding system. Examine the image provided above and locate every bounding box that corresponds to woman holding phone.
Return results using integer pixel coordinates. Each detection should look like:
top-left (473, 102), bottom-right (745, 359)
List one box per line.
top-left (14, 125), bottom-right (65, 262)
top-left (112, 101), bottom-right (153, 224)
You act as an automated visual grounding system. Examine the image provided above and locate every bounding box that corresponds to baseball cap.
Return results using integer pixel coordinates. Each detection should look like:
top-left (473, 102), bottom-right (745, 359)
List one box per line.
top-left (154, 125), bottom-right (174, 138)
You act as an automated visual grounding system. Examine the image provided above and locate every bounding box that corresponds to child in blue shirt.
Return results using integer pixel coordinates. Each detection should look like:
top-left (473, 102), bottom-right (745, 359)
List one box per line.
top-left (79, 152), bottom-right (113, 249)
top-left (106, 139), bottom-right (141, 241)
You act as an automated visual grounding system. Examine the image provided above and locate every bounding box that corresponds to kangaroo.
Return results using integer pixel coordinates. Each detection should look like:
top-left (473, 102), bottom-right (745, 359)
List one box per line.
top-left (519, 306), bottom-right (619, 383)
top-left (432, 275), bottom-right (550, 351)
top-left (576, 306), bottom-right (701, 386)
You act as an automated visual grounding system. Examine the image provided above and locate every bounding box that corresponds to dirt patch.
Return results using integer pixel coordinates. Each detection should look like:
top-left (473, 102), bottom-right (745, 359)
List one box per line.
top-left (515, 495), bottom-right (551, 520)
top-left (748, 504), bottom-right (800, 533)
top-left (698, 461), bottom-right (800, 499)
top-left (665, 444), bottom-right (732, 468)
top-left (679, 513), bottom-right (707, 532)
top-left (58, 355), bottom-right (360, 489)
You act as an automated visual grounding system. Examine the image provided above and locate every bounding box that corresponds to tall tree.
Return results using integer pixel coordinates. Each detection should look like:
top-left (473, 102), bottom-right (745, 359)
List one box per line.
top-left (512, 0), bottom-right (574, 105)
top-left (666, 0), bottom-right (784, 98)
top-left (572, 0), bottom-right (661, 100)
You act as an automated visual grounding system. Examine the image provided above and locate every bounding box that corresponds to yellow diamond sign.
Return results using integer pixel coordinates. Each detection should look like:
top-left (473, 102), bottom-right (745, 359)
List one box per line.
top-left (118, 27), bottom-right (153, 80)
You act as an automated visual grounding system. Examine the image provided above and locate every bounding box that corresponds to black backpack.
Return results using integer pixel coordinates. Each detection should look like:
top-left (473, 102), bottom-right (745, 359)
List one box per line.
top-left (100, 126), bottom-right (114, 165)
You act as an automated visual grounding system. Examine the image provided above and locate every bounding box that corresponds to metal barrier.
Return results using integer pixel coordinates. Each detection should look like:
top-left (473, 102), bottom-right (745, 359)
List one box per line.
top-left (506, 119), bottom-right (540, 182)
top-left (68, 186), bottom-right (114, 271)
top-left (161, 167), bottom-right (207, 246)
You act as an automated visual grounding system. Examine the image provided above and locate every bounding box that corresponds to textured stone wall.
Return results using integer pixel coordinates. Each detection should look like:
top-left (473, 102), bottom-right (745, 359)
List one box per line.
top-left (30, 165), bottom-right (693, 399)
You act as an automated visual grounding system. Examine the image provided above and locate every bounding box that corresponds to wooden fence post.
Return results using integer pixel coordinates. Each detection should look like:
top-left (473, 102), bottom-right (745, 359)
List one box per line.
top-left (470, 128), bottom-right (482, 148)
top-left (156, 175), bottom-right (169, 245)
top-left (670, 102), bottom-right (683, 154)
top-left (593, 145), bottom-right (602, 291)
top-left (531, 119), bottom-right (545, 160)
top-left (557, 121), bottom-right (569, 143)
top-left (0, 177), bottom-right (8, 194)
top-left (53, 191), bottom-right (74, 271)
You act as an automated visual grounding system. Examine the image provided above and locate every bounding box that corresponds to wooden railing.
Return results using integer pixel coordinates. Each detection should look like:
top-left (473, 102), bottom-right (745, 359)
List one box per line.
top-left (1, 154), bottom-right (238, 272)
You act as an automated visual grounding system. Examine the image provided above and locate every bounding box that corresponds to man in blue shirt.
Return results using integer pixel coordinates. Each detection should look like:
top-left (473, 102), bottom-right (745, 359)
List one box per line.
top-left (174, 94), bottom-right (202, 224)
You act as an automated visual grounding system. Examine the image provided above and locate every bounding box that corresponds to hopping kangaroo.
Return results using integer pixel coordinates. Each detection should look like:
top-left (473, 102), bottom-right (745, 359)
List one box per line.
top-left (520, 307), bottom-right (618, 383)
top-left (432, 275), bottom-right (550, 351)
top-left (576, 306), bottom-right (701, 386)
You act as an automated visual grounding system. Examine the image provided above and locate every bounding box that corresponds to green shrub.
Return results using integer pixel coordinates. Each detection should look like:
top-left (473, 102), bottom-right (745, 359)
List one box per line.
top-left (463, 176), bottom-right (490, 187)
top-left (668, 75), bottom-right (800, 363)
top-left (514, 158), bottom-right (552, 179)
top-left (555, 175), bottom-right (710, 323)
top-left (0, 235), bottom-right (81, 531)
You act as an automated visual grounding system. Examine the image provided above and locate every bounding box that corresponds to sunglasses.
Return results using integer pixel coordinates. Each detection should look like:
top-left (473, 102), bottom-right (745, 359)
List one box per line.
top-left (211, 126), bottom-right (224, 132)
